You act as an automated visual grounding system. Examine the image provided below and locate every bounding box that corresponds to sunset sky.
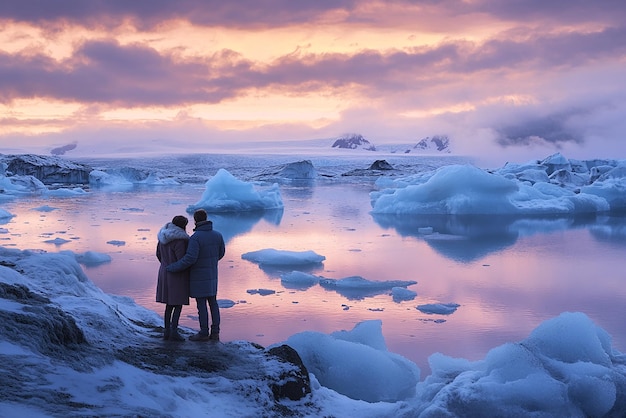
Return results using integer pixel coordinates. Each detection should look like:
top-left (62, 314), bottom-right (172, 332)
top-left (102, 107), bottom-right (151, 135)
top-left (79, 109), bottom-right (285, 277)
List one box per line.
top-left (1, 1), bottom-right (625, 165)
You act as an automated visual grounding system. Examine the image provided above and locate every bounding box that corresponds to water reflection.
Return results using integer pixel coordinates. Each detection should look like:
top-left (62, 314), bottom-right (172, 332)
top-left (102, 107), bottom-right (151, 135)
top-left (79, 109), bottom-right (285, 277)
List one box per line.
top-left (319, 276), bottom-right (417, 300)
top-left (588, 216), bottom-right (626, 246)
top-left (371, 213), bottom-right (626, 262)
top-left (372, 213), bottom-right (518, 262)
top-left (209, 209), bottom-right (284, 243)
top-left (278, 180), bottom-right (317, 196)
top-left (256, 262), bottom-right (325, 276)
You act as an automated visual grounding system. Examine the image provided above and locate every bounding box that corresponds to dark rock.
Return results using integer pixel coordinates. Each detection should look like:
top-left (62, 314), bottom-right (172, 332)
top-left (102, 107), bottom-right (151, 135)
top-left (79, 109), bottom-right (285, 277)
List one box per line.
top-left (0, 282), bottom-right (49, 304)
top-left (116, 340), bottom-right (231, 376)
top-left (0, 283), bottom-right (87, 357)
top-left (116, 340), bottom-right (312, 402)
top-left (342, 160), bottom-right (396, 177)
top-left (369, 160), bottom-right (393, 170)
top-left (267, 344), bottom-right (311, 401)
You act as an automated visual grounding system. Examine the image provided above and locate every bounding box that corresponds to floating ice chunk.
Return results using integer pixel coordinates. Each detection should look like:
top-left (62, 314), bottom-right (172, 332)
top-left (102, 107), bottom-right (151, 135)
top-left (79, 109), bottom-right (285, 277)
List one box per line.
top-left (246, 288), bottom-right (276, 296)
top-left (320, 276), bottom-right (417, 300)
top-left (32, 205), bottom-right (57, 212)
top-left (417, 302), bottom-right (460, 315)
top-left (280, 271), bottom-right (321, 290)
top-left (217, 299), bottom-right (236, 308)
top-left (73, 251), bottom-right (112, 266)
top-left (43, 237), bottom-right (71, 246)
top-left (392, 287), bottom-right (417, 302)
top-left (106, 240), bottom-right (126, 247)
top-left (320, 276), bottom-right (416, 290)
top-left (187, 168), bottom-right (283, 213)
top-left (0, 208), bottom-right (14, 221)
top-left (47, 187), bottom-right (88, 197)
top-left (242, 248), bottom-right (325, 266)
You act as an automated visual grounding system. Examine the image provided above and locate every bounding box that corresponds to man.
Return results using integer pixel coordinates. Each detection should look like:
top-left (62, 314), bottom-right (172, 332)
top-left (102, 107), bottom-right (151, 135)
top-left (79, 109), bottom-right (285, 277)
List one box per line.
top-left (167, 209), bottom-right (225, 341)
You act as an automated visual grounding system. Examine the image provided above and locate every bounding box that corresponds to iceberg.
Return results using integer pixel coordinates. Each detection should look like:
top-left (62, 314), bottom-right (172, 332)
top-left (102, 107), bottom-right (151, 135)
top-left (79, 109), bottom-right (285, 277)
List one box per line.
top-left (187, 168), bottom-right (284, 213)
top-left (371, 153), bottom-right (626, 215)
top-left (242, 248), bottom-right (325, 266)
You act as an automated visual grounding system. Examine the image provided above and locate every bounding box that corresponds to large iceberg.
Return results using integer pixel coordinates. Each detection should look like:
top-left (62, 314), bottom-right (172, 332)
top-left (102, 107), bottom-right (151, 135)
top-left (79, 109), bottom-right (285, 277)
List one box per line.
top-left (371, 153), bottom-right (624, 215)
top-left (187, 168), bottom-right (284, 213)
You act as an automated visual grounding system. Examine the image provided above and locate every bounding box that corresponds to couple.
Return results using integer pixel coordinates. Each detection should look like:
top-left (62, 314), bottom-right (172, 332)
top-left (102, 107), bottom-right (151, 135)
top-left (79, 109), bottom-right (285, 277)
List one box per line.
top-left (155, 209), bottom-right (225, 342)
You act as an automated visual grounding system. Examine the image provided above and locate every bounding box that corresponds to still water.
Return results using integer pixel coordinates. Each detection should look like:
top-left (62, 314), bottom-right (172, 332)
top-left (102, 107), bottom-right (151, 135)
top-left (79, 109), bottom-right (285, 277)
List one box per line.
top-left (3, 165), bottom-right (626, 374)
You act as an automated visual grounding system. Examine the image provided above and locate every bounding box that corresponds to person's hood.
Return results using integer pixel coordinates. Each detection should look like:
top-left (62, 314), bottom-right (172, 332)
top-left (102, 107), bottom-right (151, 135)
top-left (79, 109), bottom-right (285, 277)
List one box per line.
top-left (157, 222), bottom-right (190, 244)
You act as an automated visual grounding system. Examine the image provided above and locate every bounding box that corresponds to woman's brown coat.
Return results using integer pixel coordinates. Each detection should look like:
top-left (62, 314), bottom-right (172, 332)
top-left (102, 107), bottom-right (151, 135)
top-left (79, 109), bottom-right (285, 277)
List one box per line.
top-left (156, 222), bottom-right (190, 305)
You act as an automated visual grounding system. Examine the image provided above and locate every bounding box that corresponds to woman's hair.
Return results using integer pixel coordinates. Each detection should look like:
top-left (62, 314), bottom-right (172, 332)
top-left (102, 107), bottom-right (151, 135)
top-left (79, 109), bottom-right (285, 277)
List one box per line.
top-left (172, 215), bottom-right (188, 229)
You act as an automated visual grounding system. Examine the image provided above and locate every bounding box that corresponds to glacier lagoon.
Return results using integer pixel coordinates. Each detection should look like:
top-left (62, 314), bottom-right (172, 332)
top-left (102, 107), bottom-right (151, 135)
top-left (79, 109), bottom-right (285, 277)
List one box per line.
top-left (2, 152), bottom-right (626, 377)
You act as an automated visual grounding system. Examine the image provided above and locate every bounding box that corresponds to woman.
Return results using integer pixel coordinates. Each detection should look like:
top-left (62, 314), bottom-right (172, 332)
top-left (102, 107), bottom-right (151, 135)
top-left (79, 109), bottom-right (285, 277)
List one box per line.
top-left (156, 215), bottom-right (190, 341)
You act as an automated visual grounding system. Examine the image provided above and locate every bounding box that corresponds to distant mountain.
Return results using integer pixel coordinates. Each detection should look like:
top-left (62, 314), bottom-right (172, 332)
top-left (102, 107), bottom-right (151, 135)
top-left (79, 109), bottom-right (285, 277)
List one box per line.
top-left (331, 134), bottom-right (377, 151)
top-left (330, 134), bottom-right (452, 154)
top-left (412, 135), bottom-right (451, 153)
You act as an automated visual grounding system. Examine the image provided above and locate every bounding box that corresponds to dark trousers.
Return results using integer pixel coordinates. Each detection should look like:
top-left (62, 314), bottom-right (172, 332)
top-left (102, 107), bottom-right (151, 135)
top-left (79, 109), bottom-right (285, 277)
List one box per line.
top-left (196, 296), bottom-right (220, 335)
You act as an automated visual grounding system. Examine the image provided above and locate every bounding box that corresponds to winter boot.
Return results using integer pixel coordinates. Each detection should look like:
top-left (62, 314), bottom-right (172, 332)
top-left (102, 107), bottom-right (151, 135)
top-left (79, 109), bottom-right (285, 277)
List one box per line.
top-left (163, 306), bottom-right (173, 340)
top-left (169, 327), bottom-right (185, 342)
top-left (163, 318), bottom-right (170, 340)
top-left (169, 307), bottom-right (184, 342)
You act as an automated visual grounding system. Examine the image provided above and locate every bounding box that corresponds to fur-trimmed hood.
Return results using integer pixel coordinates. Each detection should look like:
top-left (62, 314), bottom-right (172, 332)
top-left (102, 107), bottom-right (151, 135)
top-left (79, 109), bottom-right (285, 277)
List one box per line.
top-left (157, 222), bottom-right (190, 245)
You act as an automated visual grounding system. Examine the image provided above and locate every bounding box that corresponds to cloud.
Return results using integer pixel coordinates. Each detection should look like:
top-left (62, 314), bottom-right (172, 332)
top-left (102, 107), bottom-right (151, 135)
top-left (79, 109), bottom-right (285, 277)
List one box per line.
top-left (495, 110), bottom-right (587, 148)
top-left (0, 1), bottom-right (361, 29)
top-left (3, 1), bottom-right (625, 30)
top-left (2, 23), bottom-right (624, 109)
top-left (1, 0), bottom-right (625, 164)
top-left (50, 142), bottom-right (77, 155)
top-left (477, 0), bottom-right (626, 25)
top-left (0, 40), bottom-right (253, 106)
